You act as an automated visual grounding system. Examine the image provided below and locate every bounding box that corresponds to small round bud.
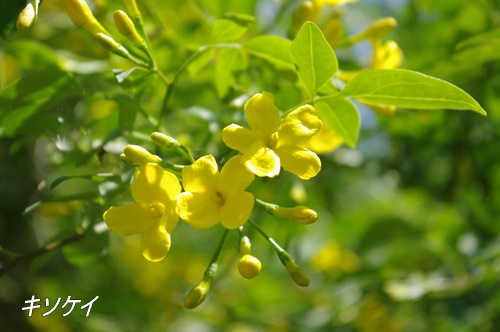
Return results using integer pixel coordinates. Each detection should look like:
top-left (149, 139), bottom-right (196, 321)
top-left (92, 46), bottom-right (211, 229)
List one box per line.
top-left (238, 255), bottom-right (262, 279)
top-left (123, 144), bottom-right (161, 164)
top-left (150, 132), bottom-right (181, 148)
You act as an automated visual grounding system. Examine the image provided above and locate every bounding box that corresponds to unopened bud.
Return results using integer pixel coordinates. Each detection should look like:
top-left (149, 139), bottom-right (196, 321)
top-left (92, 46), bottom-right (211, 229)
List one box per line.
top-left (16, 0), bottom-right (38, 30)
top-left (113, 10), bottom-right (144, 47)
top-left (119, 153), bottom-right (135, 165)
top-left (96, 33), bottom-right (121, 52)
top-left (150, 132), bottom-right (181, 148)
top-left (312, 0), bottom-right (358, 8)
top-left (269, 204), bottom-right (318, 224)
top-left (123, 144), bottom-right (161, 164)
top-left (353, 17), bottom-right (397, 43)
top-left (322, 18), bottom-right (343, 48)
top-left (279, 252), bottom-right (310, 287)
top-left (289, 2), bottom-right (320, 37)
top-left (64, 0), bottom-right (109, 35)
top-left (238, 254), bottom-right (262, 279)
top-left (122, 0), bottom-right (141, 20)
top-left (184, 276), bottom-right (212, 309)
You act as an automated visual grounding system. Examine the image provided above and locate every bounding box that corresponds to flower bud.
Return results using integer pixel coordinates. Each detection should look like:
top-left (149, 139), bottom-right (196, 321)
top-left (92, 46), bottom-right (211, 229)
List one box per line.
top-left (289, 2), bottom-right (320, 37)
top-left (286, 261), bottom-right (311, 287)
top-left (184, 276), bottom-right (212, 309)
top-left (96, 33), bottom-right (121, 53)
top-left (123, 144), bottom-right (161, 164)
top-left (278, 252), bottom-right (310, 287)
top-left (150, 132), bottom-right (181, 148)
top-left (322, 18), bottom-right (343, 48)
top-left (16, 0), bottom-right (38, 31)
top-left (267, 204), bottom-right (318, 225)
top-left (113, 10), bottom-right (144, 47)
top-left (122, 0), bottom-right (141, 20)
top-left (238, 254), bottom-right (262, 279)
top-left (64, 0), bottom-right (109, 36)
top-left (363, 17), bottom-right (397, 40)
top-left (119, 153), bottom-right (135, 165)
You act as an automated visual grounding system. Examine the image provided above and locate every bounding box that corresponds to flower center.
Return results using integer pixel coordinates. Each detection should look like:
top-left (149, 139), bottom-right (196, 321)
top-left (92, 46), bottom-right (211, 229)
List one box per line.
top-left (266, 132), bottom-right (279, 150)
top-left (214, 191), bottom-right (225, 206)
top-left (149, 201), bottom-right (166, 218)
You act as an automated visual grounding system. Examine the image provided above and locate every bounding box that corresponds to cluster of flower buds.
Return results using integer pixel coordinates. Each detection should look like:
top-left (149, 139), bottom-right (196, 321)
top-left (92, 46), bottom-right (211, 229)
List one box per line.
top-left (63, 0), bottom-right (150, 67)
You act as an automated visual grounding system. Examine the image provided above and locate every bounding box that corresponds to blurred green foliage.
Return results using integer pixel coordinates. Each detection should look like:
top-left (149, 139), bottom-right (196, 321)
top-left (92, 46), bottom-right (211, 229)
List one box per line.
top-left (1, 0), bottom-right (499, 331)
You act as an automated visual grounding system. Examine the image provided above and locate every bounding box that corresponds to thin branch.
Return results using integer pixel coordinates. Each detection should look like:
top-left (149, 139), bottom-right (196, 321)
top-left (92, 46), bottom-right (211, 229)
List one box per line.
top-left (0, 233), bottom-right (85, 278)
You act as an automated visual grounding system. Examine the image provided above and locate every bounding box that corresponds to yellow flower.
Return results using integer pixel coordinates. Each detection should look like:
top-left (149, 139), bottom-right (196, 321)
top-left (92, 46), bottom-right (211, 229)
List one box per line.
top-left (178, 155), bottom-right (255, 229)
top-left (103, 163), bottom-right (180, 262)
top-left (300, 124), bottom-right (343, 154)
top-left (222, 92), bottom-right (322, 180)
top-left (371, 40), bottom-right (403, 70)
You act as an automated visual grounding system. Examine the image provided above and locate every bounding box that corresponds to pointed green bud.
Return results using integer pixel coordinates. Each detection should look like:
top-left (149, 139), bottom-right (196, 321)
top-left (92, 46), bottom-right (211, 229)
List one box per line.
top-left (96, 33), bottom-right (121, 52)
top-left (150, 132), bottom-right (181, 148)
top-left (123, 144), bottom-right (161, 164)
top-left (278, 252), bottom-right (310, 287)
top-left (258, 199), bottom-right (318, 225)
top-left (122, 0), bottom-right (141, 20)
top-left (113, 10), bottom-right (144, 47)
top-left (184, 276), bottom-right (212, 309)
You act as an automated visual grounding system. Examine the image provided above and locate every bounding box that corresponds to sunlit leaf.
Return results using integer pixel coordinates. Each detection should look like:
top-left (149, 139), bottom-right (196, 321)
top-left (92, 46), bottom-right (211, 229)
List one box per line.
top-left (212, 18), bottom-right (248, 43)
top-left (215, 48), bottom-right (246, 98)
top-left (315, 98), bottom-right (359, 147)
top-left (244, 35), bottom-right (295, 71)
top-left (338, 69), bottom-right (486, 115)
top-left (290, 22), bottom-right (338, 98)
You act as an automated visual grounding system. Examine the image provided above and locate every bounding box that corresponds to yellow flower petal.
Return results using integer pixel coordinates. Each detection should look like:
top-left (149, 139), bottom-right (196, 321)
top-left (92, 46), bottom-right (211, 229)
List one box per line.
top-left (219, 156), bottom-right (255, 198)
top-left (222, 124), bottom-right (261, 153)
top-left (278, 105), bottom-right (322, 146)
top-left (103, 203), bottom-right (154, 235)
top-left (221, 191), bottom-right (254, 229)
top-left (178, 192), bottom-right (220, 229)
top-left (244, 92), bottom-right (281, 136)
top-left (242, 143), bottom-right (281, 178)
top-left (161, 170), bottom-right (182, 201)
top-left (132, 163), bottom-right (170, 203)
top-left (182, 155), bottom-right (219, 193)
top-left (160, 203), bottom-right (179, 234)
top-left (276, 146), bottom-right (321, 180)
top-left (301, 125), bottom-right (343, 154)
top-left (141, 221), bottom-right (171, 262)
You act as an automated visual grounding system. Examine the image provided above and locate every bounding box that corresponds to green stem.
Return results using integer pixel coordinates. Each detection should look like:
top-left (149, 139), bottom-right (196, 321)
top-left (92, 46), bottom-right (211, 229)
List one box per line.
top-left (0, 246), bottom-right (17, 260)
top-left (248, 218), bottom-right (285, 255)
top-left (156, 43), bottom-right (242, 130)
top-left (0, 233), bottom-right (85, 278)
top-left (204, 229), bottom-right (230, 278)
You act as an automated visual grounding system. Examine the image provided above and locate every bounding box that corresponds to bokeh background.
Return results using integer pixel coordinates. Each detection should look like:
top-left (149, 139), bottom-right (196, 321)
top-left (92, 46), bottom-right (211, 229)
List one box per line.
top-left (1, 0), bottom-right (499, 331)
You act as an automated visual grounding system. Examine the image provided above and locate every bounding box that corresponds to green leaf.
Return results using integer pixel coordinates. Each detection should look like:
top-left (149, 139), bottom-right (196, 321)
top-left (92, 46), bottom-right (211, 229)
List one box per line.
top-left (290, 22), bottom-right (338, 98)
top-left (338, 69), bottom-right (486, 115)
top-left (215, 48), bottom-right (246, 98)
top-left (4, 40), bottom-right (59, 69)
top-left (113, 67), bottom-right (137, 83)
top-left (187, 48), bottom-right (214, 77)
top-left (243, 35), bottom-right (295, 71)
top-left (0, 68), bottom-right (79, 137)
top-left (212, 18), bottom-right (248, 43)
top-left (222, 13), bottom-right (255, 27)
top-left (315, 98), bottom-right (360, 148)
top-left (0, 0), bottom-right (25, 39)
top-left (113, 95), bottom-right (140, 131)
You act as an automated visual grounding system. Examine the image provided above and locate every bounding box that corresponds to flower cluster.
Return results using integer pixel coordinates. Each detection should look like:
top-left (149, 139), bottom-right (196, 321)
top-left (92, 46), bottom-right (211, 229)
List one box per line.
top-left (103, 92), bottom-right (322, 308)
